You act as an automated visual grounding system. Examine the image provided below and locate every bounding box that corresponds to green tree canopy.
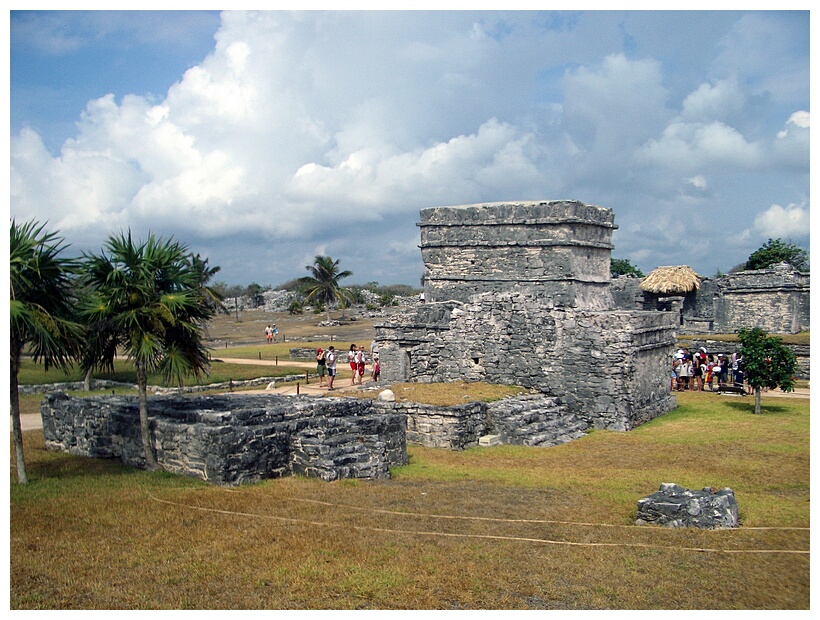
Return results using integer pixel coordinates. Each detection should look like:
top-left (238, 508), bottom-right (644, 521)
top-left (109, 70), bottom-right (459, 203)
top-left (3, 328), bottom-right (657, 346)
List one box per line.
top-left (610, 258), bottom-right (644, 278)
top-left (10, 219), bottom-right (83, 483)
top-left (737, 327), bottom-right (798, 414)
top-left (80, 231), bottom-right (217, 470)
top-left (745, 238), bottom-right (809, 271)
top-left (298, 255), bottom-right (353, 321)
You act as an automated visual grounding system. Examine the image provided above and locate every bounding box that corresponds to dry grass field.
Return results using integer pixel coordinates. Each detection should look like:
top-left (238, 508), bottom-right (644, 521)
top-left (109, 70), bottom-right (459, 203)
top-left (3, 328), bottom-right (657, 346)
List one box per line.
top-left (11, 309), bottom-right (810, 609)
top-left (10, 390), bottom-right (809, 610)
top-left (204, 306), bottom-right (383, 348)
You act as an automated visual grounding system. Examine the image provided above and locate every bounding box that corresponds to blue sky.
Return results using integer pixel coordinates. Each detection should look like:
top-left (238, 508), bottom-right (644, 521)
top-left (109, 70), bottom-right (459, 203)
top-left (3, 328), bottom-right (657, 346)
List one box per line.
top-left (7, 9), bottom-right (811, 287)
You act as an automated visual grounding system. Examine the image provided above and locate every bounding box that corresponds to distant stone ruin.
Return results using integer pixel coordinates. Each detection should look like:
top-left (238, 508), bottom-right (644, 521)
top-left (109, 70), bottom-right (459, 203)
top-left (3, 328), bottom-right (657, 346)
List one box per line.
top-left (376, 200), bottom-right (678, 432)
top-left (612, 262), bottom-right (810, 335)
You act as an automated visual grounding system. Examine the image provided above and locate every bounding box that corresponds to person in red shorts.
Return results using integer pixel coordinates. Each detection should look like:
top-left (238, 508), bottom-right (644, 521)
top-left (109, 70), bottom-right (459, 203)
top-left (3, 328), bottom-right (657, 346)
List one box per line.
top-left (348, 344), bottom-right (358, 385)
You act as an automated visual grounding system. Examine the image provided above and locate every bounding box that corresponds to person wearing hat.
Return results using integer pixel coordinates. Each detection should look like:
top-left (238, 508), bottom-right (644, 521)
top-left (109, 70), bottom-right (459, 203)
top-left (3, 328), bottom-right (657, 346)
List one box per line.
top-left (315, 347), bottom-right (327, 388)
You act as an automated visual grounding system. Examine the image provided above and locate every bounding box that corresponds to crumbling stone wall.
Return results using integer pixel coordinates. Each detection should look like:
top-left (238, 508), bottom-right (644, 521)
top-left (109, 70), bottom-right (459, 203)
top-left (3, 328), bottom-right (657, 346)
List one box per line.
top-left (612, 264), bottom-right (810, 335)
top-left (40, 391), bottom-right (596, 484)
top-left (420, 200), bottom-right (615, 310)
top-left (41, 392), bottom-right (408, 485)
top-left (712, 265), bottom-right (810, 334)
top-left (388, 394), bottom-right (586, 450)
top-left (377, 200), bottom-right (678, 432)
top-left (376, 291), bottom-right (676, 431)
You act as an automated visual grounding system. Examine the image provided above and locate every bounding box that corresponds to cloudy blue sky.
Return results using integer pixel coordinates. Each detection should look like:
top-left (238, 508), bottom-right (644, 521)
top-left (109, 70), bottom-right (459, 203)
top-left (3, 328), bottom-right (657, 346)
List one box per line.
top-left (8, 9), bottom-right (811, 287)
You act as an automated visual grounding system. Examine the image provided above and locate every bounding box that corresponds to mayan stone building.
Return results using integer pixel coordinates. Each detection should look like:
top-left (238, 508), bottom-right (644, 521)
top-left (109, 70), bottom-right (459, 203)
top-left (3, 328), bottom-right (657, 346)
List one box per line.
top-left (376, 200), bottom-right (678, 432)
top-left (612, 262), bottom-right (810, 335)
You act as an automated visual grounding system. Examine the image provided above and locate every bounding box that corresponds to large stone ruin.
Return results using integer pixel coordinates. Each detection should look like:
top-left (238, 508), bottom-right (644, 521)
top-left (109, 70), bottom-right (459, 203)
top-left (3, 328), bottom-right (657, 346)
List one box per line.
top-left (376, 200), bottom-right (678, 431)
top-left (41, 390), bottom-right (593, 485)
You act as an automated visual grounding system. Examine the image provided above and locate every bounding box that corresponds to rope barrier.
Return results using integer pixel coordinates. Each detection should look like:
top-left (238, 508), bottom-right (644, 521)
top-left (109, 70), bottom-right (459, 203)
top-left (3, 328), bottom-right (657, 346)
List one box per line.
top-left (147, 493), bottom-right (809, 555)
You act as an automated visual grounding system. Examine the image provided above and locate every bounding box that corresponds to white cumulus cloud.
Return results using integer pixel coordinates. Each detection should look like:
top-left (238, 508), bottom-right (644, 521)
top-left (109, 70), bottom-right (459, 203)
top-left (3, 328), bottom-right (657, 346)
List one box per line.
top-left (753, 203), bottom-right (810, 239)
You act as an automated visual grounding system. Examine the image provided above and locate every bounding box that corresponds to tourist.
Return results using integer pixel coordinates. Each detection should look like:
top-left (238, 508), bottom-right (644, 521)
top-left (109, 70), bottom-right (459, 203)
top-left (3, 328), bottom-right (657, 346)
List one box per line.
top-left (372, 356), bottom-right (380, 382)
top-left (326, 346), bottom-right (337, 390)
top-left (672, 352), bottom-right (684, 391)
top-left (272, 323), bottom-right (278, 342)
top-left (704, 355), bottom-right (715, 391)
top-left (732, 354), bottom-right (745, 388)
top-left (264, 325), bottom-right (272, 344)
top-left (717, 354), bottom-right (729, 385)
top-left (355, 346), bottom-right (366, 384)
top-left (370, 338), bottom-right (380, 361)
top-left (316, 348), bottom-right (327, 388)
top-left (349, 344), bottom-right (358, 385)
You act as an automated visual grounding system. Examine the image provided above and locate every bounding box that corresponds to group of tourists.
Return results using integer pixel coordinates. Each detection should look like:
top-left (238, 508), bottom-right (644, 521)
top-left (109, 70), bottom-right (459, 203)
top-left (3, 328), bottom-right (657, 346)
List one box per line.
top-left (314, 342), bottom-right (380, 391)
top-left (671, 347), bottom-right (745, 392)
top-left (264, 324), bottom-right (278, 343)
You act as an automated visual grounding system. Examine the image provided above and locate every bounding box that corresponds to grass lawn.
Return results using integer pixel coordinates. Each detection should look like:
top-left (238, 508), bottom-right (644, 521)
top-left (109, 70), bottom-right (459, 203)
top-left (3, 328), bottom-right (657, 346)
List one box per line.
top-left (16, 357), bottom-right (309, 388)
top-left (10, 390), bottom-right (808, 610)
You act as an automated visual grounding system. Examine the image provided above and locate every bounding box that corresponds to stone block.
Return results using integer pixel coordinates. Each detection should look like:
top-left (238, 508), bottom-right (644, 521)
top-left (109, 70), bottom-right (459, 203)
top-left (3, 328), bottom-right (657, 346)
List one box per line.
top-left (635, 483), bottom-right (738, 529)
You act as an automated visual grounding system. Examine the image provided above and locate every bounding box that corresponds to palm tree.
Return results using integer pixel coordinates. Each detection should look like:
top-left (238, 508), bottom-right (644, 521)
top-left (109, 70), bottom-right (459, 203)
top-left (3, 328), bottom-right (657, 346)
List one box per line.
top-left (80, 231), bottom-right (216, 471)
top-left (187, 252), bottom-right (226, 315)
top-left (10, 219), bottom-right (82, 484)
top-left (298, 255), bottom-right (353, 322)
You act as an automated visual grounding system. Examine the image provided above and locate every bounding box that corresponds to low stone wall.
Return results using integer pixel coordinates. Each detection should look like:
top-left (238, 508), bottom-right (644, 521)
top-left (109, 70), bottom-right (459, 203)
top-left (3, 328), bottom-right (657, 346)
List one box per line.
top-left (39, 391), bottom-right (595, 485)
top-left (19, 374), bottom-right (313, 396)
top-left (289, 347), bottom-right (321, 361)
top-left (41, 393), bottom-right (408, 485)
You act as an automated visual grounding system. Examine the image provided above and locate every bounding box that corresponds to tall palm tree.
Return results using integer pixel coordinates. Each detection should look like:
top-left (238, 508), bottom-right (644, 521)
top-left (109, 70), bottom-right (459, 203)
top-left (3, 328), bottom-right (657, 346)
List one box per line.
top-left (10, 220), bottom-right (82, 484)
top-left (80, 231), bottom-right (216, 471)
top-left (298, 255), bottom-right (353, 322)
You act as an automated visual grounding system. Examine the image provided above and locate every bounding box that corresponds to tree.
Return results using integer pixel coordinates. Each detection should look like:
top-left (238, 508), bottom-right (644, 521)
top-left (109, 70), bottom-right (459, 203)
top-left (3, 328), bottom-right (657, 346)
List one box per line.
top-left (187, 253), bottom-right (226, 314)
top-left (10, 220), bottom-right (82, 484)
top-left (298, 255), bottom-right (353, 322)
top-left (610, 258), bottom-right (644, 278)
top-left (80, 231), bottom-right (216, 470)
top-left (745, 238), bottom-right (809, 271)
top-left (737, 327), bottom-right (798, 415)
top-left (245, 282), bottom-right (266, 308)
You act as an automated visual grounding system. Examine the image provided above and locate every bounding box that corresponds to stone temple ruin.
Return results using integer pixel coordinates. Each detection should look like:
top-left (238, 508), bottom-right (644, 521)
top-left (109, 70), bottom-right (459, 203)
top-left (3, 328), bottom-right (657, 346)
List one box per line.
top-left (376, 200), bottom-right (678, 432)
top-left (41, 199), bottom-right (682, 486)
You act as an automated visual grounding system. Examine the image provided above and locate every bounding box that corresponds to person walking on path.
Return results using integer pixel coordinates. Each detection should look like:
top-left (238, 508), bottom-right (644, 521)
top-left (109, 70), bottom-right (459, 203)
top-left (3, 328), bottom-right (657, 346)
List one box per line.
top-left (355, 346), bottom-right (366, 385)
top-left (326, 346), bottom-right (337, 390)
top-left (315, 347), bottom-right (327, 388)
top-left (348, 344), bottom-right (359, 385)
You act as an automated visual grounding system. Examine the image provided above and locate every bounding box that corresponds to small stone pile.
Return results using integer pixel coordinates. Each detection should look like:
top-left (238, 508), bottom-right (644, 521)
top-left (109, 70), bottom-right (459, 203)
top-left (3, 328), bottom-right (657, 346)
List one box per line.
top-left (635, 483), bottom-right (739, 529)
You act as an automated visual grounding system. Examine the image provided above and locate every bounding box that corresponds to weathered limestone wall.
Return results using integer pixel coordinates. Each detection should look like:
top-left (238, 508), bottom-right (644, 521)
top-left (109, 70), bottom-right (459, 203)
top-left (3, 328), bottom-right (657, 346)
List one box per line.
top-left (419, 201), bottom-right (616, 310)
top-left (388, 394), bottom-right (588, 449)
top-left (712, 266), bottom-right (810, 334)
top-left (41, 393), bottom-right (408, 485)
top-left (612, 264), bottom-right (810, 335)
top-left (376, 289), bottom-right (677, 431)
top-left (40, 392), bottom-right (597, 484)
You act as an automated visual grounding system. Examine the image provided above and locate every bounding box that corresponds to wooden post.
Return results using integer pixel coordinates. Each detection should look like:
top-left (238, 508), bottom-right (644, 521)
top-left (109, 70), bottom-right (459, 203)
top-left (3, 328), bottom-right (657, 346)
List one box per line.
top-left (305, 371), bottom-right (309, 384)
top-left (297, 383), bottom-right (300, 395)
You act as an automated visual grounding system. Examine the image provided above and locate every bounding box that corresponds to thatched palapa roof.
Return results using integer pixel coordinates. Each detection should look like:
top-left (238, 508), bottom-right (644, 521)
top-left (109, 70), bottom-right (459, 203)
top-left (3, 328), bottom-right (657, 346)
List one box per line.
top-left (639, 265), bottom-right (702, 294)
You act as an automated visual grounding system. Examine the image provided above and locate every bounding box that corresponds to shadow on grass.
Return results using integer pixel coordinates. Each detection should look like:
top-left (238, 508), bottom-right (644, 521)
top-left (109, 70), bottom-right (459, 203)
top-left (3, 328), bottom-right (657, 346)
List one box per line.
top-left (19, 430), bottom-right (151, 486)
top-left (722, 401), bottom-right (794, 415)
